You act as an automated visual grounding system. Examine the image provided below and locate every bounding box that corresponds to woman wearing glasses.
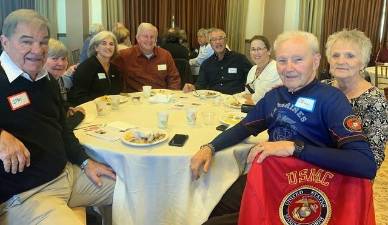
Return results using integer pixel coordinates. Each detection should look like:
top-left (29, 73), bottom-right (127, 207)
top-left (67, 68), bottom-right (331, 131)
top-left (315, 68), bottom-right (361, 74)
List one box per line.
top-left (242, 35), bottom-right (282, 105)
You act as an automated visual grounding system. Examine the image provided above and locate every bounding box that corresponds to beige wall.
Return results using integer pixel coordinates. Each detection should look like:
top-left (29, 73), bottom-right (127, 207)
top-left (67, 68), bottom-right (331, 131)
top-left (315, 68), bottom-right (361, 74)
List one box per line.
top-left (262, 0), bottom-right (285, 49)
top-left (245, 0), bottom-right (265, 40)
top-left (65, 0), bottom-right (89, 52)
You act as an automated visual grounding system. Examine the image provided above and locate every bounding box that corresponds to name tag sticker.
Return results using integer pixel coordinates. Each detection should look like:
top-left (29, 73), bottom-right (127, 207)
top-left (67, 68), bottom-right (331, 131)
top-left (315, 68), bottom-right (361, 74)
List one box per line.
top-left (98, 73), bottom-right (106, 79)
top-left (7, 91), bottom-right (31, 111)
top-left (228, 68), bottom-right (237, 74)
top-left (158, 64), bottom-right (167, 71)
top-left (295, 97), bottom-right (315, 112)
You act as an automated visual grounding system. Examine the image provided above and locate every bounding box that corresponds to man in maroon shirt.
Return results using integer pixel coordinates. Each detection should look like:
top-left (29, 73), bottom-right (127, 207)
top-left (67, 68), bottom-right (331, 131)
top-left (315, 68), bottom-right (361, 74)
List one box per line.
top-left (113, 23), bottom-right (181, 92)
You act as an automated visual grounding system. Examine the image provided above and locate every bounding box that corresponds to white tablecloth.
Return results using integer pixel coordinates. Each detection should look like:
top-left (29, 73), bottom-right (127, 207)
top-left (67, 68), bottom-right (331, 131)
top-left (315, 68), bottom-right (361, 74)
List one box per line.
top-left (74, 90), bottom-right (268, 225)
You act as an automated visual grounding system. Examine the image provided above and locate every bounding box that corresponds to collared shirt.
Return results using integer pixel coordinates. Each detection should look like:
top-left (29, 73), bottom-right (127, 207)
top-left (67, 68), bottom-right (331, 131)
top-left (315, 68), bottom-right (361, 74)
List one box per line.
top-left (196, 50), bottom-right (252, 95)
top-left (189, 43), bottom-right (214, 66)
top-left (0, 51), bottom-right (48, 83)
top-left (112, 45), bottom-right (181, 92)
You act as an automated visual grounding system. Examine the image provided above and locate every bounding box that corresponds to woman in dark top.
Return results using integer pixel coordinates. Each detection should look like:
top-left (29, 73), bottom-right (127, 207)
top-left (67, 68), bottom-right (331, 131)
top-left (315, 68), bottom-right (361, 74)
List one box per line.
top-left (69, 31), bottom-right (122, 105)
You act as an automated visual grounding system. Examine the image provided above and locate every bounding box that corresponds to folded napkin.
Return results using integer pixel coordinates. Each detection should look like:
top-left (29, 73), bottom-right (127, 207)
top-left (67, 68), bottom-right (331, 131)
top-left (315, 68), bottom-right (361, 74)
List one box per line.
top-left (107, 121), bottom-right (136, 131)
top-left (84, 121), bottom-right (135, 141)
top-left (85, 127), bottom-right (121, 141)
top-left (148, 94), bottom-right (172, 103)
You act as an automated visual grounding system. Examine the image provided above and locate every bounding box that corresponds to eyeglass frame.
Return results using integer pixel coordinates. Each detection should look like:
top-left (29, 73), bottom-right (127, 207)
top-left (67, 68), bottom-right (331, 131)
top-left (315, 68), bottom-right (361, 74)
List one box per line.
top-left (250, 47), bottom-right (267, 52)
top-left (210, 36), bottom-right (227, 42)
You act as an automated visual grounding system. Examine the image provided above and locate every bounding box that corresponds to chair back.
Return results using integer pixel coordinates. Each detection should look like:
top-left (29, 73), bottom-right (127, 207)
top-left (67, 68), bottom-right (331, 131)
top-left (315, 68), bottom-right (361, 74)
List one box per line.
top-left (239, 156), bottom-right (375, 225)
top-left (374, 64), bottom-right (388, 90)
top-left (71, 49), bottom-right (81, 65)
top-left (174, 58), bottom-right (193, 88)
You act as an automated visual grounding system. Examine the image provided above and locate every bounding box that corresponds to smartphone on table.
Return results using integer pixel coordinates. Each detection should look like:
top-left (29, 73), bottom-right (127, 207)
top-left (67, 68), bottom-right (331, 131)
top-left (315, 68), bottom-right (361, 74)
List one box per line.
top-left (216, 124), bottom-right (229, 132)
top-left (168, 134), bottom-right (189, 147)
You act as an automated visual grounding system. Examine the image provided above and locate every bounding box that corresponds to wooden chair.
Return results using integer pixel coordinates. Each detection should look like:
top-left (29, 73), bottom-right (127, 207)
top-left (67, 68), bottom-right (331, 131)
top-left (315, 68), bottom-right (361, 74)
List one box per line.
top-left (71, 49), bottom-right (81, 64)
top-left (374, 64), bottom-right (388, 90)
top-left (174, 58), bottom-right (193, 88)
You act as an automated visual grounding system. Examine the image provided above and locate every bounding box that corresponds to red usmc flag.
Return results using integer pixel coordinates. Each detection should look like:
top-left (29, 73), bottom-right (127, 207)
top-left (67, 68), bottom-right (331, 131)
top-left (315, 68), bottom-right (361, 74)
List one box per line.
top-left (239, 156), bottom-right (375, 225)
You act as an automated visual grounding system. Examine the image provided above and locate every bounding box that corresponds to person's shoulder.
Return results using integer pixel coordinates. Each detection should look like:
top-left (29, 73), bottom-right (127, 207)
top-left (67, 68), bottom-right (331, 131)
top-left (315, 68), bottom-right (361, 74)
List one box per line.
top-left (201, 54), bottom-right (216, 67)
top-left (119, 46), bottom-right (136, 57)
top-left (361, 86), bottom-right (386, 102)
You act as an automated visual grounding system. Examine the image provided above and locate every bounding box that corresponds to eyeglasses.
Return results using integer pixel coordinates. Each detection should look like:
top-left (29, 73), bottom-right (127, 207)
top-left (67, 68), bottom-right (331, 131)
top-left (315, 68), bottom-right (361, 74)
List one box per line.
top-left (210, 36), bottom-right (226, 42)
top-left (250, 47), bottom-right (267, 52)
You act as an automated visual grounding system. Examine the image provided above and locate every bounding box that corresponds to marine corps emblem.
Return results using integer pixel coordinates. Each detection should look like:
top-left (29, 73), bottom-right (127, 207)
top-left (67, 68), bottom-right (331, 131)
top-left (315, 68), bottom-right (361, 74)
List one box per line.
top-left (343, 115), bottom-right (362, 132)
top-left (279, 186), bottom-right (331, 225)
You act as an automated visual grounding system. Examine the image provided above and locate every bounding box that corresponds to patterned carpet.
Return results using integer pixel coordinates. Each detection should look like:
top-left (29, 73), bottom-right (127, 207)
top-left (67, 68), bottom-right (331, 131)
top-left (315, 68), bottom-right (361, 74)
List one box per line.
top-left (374, 146), bottom-right (388, 225)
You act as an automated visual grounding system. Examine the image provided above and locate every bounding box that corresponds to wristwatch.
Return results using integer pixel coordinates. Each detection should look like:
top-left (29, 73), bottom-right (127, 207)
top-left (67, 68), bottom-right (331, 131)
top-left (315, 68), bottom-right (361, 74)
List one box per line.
top-left (80, 159), bottom-right (89, 171)
top-left (200, 143), bottom-right (216, 155)
top-left (292, 140), bottom-right (305, 158)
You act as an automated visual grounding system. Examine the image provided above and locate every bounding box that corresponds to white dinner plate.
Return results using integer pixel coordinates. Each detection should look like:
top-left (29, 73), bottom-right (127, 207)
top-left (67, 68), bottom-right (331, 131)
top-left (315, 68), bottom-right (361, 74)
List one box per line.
top-left (220, 112), bottom-right (246, 125)
top-left (121, 129), bottom-right (168, 147)
top-left (99, 95), bottom-right (128, 104)
top-left (192, 90), bottom-right (221, 98)
top-left (223, 95), bottom-right (244, 109)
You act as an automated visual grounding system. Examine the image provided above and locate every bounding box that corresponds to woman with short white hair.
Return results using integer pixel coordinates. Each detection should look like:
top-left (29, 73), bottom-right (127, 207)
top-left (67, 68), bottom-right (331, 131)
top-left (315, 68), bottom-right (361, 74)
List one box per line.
top-left (325, 29), bottom-right (387, 169)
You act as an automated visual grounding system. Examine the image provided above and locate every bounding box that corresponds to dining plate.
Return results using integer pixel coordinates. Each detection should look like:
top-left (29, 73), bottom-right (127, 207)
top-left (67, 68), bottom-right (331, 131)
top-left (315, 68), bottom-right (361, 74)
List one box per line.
top-left (192, 90), bottom-right (221, 98)
top-left (99, 95), bottom-right (128, 104)
top-left (224, 95), bottom-right (244, 109)
top-left (121, 129), bottom-right (168, 146)
top-left (220, 112), bottom-right (246, 125)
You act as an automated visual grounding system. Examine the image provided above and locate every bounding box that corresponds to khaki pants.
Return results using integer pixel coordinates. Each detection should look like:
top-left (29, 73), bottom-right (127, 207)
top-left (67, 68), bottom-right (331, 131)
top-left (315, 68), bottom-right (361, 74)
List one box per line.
top-left (0, 163), bottom-right (115, 225)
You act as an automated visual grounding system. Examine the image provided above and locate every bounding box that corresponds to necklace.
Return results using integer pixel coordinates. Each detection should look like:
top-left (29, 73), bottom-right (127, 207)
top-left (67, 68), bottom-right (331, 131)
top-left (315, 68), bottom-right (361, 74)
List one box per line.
top-left (255, 60), bottom-right (270, 78)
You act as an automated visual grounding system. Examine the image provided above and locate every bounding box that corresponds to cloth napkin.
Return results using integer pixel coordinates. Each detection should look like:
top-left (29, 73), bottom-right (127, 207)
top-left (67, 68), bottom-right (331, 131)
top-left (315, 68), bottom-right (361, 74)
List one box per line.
top-left (148, 94), bottom-right (173, 103)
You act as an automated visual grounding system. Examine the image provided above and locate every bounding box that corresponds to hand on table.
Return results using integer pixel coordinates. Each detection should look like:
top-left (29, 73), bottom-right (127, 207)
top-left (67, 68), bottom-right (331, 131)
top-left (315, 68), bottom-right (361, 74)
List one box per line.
top-left (247, 141), bottom-right (294, 164)
top-left (84, 159), bottom-right (116, 187)
top-left (67, 106), bottom-right (85, 117)
top-left (0, 130), bottom-right (30, 174)
top-left (183, 83), bottom-right (196, 93)
top-left (190, 146), bottom-right (213, 180)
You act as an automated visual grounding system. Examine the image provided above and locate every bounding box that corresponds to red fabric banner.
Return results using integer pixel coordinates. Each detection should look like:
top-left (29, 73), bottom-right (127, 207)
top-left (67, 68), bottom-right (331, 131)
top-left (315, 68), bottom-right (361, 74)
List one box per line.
top-left (239, 156), bottom-right (375, 225)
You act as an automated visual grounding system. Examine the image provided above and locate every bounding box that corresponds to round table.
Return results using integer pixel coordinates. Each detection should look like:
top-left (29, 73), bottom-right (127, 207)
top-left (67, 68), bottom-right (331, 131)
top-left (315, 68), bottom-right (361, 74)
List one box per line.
top-left (74, 90), bottom-right (268, 225)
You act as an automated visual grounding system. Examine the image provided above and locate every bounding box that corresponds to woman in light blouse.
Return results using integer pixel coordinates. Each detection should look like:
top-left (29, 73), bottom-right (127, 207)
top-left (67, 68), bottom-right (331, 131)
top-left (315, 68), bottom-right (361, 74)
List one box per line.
top-left (242, 35), bottom-right (282, 104)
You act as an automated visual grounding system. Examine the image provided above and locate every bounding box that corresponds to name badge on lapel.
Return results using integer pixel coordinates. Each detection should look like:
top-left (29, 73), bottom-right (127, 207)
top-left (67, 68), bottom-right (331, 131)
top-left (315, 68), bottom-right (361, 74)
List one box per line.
top-left (295, 97), bottom-right (316, 112)
top-left (158, 64), bottom-right (167, 71)
top-left (228, 68), bottom-right (237, 74)
top-left (98, 73), bottom-right (106, 79)
top-left (7, 91), bottom-right (31, 111)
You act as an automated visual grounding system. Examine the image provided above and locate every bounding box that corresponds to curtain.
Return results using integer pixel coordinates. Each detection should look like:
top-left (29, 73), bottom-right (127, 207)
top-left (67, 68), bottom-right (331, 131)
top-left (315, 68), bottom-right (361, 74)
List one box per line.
top-left (35, 0), bottom-right (57, 39)
top-left (0, 0), bottom-right (35, 31)
top-left (381, 0), bottom-right (388, 44)
top-left (299, 0), bottom-right (324, 44)
top-left (225, 0), bottom-right (248, 53)
top-left (174, 0), bottom-right (227, 49)
top-left (123, 0), bottom-right (226, 49)
top-left (101, 0), bottom-right (124, 31)
top-left (321, 0), bottom-right (384, 69)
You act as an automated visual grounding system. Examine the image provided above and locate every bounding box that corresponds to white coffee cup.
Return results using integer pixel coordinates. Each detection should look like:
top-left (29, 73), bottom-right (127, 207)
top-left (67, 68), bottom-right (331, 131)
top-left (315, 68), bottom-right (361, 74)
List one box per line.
top-left (157, 111), bottom-right (169, 129)
top-left (185, 107), bottom-right (197, 126)
top-left (143, 85), bottom-right (152, 98)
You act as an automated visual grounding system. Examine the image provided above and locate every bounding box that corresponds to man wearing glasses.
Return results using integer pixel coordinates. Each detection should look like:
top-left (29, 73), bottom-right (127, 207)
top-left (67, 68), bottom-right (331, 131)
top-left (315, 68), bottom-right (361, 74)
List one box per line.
top-left (183, 28), bottom-right (252, 95)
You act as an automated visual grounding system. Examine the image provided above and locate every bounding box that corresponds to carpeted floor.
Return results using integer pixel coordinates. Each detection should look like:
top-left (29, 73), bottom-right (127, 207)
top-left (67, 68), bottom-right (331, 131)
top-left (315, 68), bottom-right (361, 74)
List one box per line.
top-left (374, 146), bottom-right (388, 225)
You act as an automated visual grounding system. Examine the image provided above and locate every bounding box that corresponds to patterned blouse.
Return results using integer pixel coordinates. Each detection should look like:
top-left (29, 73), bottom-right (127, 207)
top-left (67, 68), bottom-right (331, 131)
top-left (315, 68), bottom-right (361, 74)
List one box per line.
top-left (322, 79), bottom-right (388, 169)
top-left (349, 87), bottom-right (387, 169)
